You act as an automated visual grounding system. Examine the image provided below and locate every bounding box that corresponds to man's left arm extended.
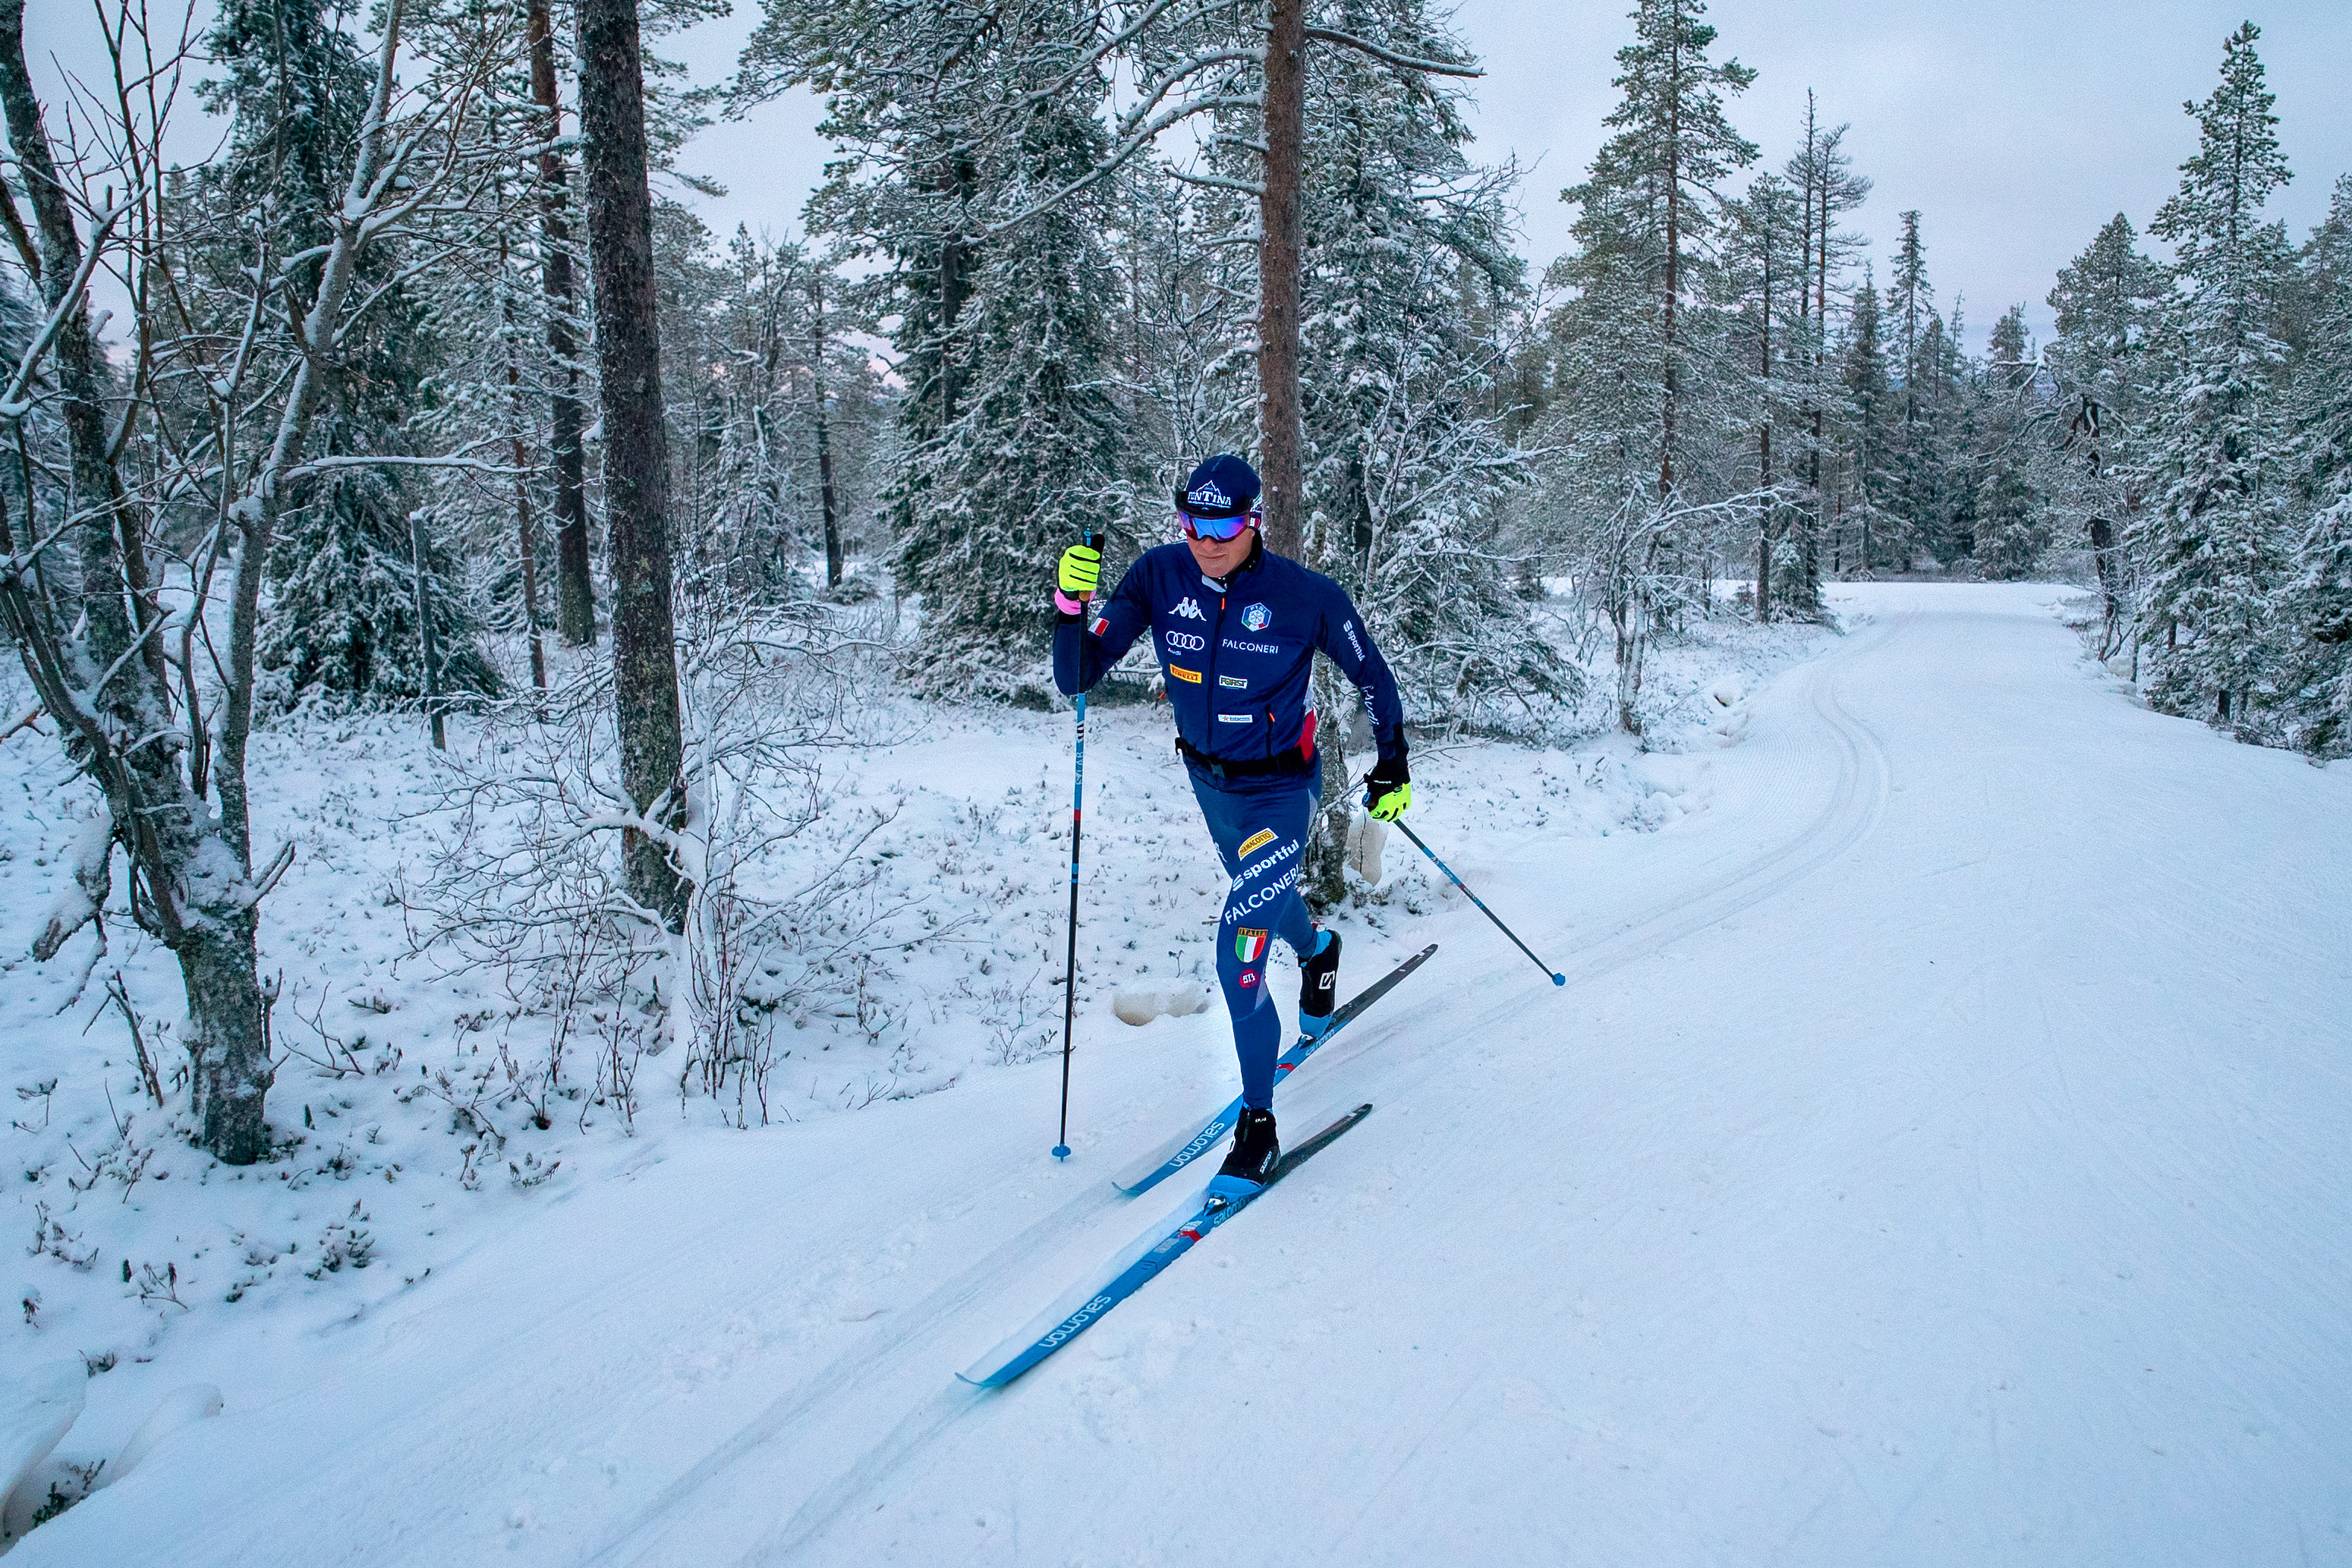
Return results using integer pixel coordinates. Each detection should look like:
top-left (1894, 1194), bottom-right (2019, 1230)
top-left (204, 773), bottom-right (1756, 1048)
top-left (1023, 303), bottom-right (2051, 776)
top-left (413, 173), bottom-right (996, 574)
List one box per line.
top-left (1317, 594), bottom-right (1411, 817)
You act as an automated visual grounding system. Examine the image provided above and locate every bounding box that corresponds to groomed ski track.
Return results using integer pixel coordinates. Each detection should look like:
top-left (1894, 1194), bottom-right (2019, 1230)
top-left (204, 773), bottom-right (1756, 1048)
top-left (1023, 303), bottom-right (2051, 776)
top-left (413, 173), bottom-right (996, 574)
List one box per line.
top-left (25, 584), bottom-right (2350, 1567)
top-left (593, 603), bottom-right (1901, 1567)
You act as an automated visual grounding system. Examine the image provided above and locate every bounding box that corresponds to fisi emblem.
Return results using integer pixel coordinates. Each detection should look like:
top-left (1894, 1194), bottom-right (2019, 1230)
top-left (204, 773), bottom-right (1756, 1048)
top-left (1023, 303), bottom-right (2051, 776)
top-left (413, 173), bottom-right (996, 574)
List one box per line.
top-left (1241, 603), bottom-right (1272, 631)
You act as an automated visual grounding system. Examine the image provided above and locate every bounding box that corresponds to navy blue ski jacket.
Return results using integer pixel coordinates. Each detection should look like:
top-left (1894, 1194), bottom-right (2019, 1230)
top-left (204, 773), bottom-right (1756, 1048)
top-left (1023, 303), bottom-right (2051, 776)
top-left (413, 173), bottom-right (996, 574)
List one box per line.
top-left (1053, 538), bottom-right (1407, 770)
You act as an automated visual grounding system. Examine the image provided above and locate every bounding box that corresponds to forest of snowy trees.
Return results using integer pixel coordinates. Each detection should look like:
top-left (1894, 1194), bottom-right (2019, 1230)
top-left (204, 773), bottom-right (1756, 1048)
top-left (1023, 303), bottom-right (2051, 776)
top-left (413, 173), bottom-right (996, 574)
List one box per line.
top-left (2, 0), bottom-right (2348, 1160)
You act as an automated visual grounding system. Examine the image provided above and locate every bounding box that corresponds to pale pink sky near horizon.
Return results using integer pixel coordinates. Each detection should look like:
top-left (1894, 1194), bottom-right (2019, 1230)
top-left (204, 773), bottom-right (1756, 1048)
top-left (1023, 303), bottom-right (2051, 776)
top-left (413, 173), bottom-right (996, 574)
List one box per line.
top-left (25, 0), bottom-right (2352, 350)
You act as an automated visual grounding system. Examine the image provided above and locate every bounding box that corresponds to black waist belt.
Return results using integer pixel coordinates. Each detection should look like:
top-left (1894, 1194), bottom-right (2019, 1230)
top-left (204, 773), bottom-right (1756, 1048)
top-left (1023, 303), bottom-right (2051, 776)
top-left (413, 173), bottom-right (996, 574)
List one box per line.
top-left (1176, 736), bottom-right (1316, 779)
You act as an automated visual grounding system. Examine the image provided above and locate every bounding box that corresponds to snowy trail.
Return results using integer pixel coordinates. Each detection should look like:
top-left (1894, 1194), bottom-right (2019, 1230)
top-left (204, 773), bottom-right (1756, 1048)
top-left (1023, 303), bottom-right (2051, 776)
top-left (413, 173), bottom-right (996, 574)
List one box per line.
top-left (22, 584), bottom-right (2352, 1566)
top-left (603, 614), bottom-right (1907, 1566)
top-left (668, 608), bottom-right (1900, 1564)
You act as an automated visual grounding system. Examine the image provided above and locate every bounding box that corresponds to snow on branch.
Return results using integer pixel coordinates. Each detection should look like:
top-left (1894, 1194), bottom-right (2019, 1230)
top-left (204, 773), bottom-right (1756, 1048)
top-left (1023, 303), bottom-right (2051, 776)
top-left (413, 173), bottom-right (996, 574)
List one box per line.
top-left (984, 93), bottom-right (1261, 238)
top-left (0, 198), bottom-right (131, 419)
top-left (1301, 26), bottom-right (1481, 77)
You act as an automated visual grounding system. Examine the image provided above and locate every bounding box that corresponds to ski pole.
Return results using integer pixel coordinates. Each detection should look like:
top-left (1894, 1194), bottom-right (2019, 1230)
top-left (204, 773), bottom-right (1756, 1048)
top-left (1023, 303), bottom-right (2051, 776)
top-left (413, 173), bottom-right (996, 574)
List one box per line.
top-left (1053, 531), bottom-right (1100, 1160)
top-left (1389, 817), bottom-right (1566, 987)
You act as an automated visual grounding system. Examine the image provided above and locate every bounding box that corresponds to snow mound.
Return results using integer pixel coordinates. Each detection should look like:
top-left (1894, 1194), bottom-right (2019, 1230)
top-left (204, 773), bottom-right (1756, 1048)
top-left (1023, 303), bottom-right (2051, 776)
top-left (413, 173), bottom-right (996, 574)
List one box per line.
top-left (1707, 675), bottom-right (1751, 745)
top-left (0, 1361), bottom-right (84, 1541)
top-left (106, 1384), bottom-right (224, 1488)
top-left (1110, 984), bottom-right (1214, 1026)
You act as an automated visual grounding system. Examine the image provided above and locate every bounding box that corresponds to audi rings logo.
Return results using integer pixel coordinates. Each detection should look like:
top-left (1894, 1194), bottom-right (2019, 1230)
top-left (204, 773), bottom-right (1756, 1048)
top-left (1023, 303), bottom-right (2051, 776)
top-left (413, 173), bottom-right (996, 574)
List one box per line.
top-left (1163, 631), bottom-right (1207, 653)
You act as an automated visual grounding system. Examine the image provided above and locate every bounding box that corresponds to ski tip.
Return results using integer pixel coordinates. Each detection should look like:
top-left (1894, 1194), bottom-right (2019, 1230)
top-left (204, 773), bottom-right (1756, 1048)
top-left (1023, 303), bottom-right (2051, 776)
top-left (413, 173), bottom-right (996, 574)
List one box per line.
top-left (1551, 972), bottom-right (1566, 987)
top-left (1051, 1145), bottom-right (1072, 1160)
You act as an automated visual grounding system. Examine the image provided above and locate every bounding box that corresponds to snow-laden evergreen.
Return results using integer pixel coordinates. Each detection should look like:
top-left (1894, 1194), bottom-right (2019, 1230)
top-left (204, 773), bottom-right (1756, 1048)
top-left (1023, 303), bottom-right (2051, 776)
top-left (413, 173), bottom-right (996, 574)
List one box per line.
top-left (2130, 21), bottom-right (2297, 730)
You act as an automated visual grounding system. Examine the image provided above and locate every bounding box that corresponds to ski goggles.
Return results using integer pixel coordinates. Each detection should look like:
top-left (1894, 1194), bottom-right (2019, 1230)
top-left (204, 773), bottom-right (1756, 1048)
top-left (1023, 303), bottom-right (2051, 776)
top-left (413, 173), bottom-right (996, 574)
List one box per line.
top-left (1177, 507), bottom-right (1256, 541)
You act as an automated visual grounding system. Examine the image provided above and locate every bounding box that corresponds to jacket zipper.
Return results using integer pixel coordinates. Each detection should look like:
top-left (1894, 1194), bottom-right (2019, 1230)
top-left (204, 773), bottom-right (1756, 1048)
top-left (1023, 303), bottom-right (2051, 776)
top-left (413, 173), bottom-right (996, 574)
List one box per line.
top-left (1204, 590), bottom-right (1226, 754)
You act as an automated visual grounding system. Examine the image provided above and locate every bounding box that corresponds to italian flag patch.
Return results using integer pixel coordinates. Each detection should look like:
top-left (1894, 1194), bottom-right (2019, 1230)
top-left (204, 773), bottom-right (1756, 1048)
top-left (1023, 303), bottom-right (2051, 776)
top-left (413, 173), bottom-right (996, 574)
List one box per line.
top-left (1234, 928), bottom-right (1267, 963)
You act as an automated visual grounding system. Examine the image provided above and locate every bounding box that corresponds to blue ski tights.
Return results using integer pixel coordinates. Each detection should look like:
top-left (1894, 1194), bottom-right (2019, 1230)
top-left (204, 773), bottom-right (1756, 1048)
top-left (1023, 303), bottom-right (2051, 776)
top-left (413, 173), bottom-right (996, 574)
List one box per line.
top-left (1187, 763), bottom-right (1321, 1110)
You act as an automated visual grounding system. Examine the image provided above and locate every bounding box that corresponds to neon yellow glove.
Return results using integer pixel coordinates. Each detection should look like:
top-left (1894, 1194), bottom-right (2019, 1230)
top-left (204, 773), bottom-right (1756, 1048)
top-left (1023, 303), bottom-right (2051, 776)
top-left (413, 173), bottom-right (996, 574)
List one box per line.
top-left (1056, 544), bottom-right (1101, 597)
top-left (1365, 776), bottom-right (1412, 823)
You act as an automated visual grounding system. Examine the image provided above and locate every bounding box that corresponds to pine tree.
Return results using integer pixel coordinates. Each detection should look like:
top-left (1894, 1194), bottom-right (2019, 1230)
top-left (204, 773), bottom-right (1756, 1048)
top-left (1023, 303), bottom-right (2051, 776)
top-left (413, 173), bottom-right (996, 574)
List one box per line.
top-left (1779, 98), bottom-right (1868, 613)
top-left (1883, 210), bottom-right (1954, 568)
top-left (753, 0), bottom-right (1132, 701)
top-left (1544, 0), bottom-right (1757, 731)
top-left (2047, 213), bottom-right (2165, 643)
top-left (1836, 266), bottom-right (1895, 573)
top-left (2133, 20), bottom-right (2295, 728)
top-left (1724, 172), bottom-right (1806, 618)
top-left (1560, 0), bottom-right (1758, 505)
top-left (894, 8), bottom-right (1132, 700)
top-left (2281, 175), bottom-right (2352, 751)
top-left (1975, 306), bottom-right (2046, 578)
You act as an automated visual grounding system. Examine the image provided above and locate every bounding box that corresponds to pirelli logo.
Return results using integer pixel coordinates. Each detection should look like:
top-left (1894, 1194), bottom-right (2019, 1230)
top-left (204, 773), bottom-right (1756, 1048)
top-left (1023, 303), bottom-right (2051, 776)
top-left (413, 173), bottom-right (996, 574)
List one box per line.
top-left (1238, 828), bottom-right (1276, 857)
top-left (1169, 665), bottom-right (1202, 683)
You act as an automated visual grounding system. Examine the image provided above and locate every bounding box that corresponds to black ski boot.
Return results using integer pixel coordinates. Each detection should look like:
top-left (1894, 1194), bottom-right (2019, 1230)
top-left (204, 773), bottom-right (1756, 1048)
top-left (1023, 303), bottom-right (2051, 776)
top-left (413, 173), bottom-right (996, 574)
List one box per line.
top-left (1299, 927), bottom-right (1342, 1040)
top-left (1217, 1107), bottom-right (1281, 1184)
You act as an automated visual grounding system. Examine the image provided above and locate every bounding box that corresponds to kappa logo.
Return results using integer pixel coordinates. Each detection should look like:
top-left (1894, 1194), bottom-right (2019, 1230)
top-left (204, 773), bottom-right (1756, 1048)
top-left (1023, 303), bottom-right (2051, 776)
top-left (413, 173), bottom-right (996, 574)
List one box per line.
top-left (1168, 665), bottom-right (1201, 683)
top-left (1162, 631), bottom-right (1206, 653)
top-left (1171, 597), bottom-right (1207, 621)
top-left (1241, 603), bottom-right (1272, 632)
top-left (1238, 828), bottom-right (1277, 857)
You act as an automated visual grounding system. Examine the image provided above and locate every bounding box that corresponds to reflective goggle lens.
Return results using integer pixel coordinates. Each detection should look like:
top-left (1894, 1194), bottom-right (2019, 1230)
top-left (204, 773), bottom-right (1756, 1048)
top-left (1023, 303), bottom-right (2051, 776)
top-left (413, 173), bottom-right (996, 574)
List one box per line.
top-left (1179, 508), bottom-right (1252, 540)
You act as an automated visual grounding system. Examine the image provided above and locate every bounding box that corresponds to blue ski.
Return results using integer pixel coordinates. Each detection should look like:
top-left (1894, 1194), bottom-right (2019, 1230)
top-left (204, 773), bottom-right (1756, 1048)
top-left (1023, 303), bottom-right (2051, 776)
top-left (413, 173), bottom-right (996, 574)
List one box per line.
top-left (959, 1103), bottom-right (1375, 1388)
top-left (1112, 943), bottom-right (1434, 1196)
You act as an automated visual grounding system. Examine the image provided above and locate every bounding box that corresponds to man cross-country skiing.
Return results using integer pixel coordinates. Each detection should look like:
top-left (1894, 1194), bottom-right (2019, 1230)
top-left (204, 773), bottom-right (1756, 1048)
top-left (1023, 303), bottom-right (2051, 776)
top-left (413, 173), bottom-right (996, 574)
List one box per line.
top-left (1052, 455), bottom-right (1412, 1183)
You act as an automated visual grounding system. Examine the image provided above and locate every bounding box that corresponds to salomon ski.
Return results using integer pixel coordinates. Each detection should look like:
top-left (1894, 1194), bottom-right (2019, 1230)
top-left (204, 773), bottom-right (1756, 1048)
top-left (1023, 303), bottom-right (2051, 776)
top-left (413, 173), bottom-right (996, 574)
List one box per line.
top-left (1113, 944), bottom-right (1434, 1196)
top-left (959, 1104), bottom-right (1375, 1388)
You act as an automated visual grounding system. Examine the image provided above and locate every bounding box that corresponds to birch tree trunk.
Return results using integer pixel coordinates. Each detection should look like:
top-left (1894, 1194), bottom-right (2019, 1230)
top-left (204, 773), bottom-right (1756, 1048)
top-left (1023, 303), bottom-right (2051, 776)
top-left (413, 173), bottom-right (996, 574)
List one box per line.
top-left (578, 0), bottom-right (688, 930)
top-left (1, 1), bottom-right (273, 1161)
top-left (0, 0), bottom-right (446, 1163)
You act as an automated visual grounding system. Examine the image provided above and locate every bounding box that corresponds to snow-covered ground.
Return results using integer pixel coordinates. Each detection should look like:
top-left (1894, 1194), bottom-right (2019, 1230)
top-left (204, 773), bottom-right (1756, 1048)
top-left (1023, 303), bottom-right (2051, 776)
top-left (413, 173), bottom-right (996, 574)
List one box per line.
top-left (7, 583), bottom-right (2349, 1563)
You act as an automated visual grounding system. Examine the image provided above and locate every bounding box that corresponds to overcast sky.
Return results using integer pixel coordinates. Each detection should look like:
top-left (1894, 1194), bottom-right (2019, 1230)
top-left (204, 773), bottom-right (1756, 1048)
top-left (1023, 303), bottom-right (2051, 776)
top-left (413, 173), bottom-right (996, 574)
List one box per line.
top-left (664, 0), bottom-right (2352, 349)
top-left (26, 1), bottom-right (2352, 351)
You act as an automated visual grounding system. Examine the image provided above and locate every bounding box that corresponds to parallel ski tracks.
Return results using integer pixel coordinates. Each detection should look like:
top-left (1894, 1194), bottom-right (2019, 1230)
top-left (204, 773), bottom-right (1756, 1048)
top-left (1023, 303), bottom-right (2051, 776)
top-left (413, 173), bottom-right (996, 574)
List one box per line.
top-left (587, 616), bottom-right (1903, 1568)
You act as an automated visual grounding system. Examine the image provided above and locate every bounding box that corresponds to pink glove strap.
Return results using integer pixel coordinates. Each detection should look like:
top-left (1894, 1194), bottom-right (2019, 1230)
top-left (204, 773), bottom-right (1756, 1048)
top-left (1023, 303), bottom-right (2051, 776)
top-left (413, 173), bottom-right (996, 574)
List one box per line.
top-left (1054, 588), bottom-right (1087, 616)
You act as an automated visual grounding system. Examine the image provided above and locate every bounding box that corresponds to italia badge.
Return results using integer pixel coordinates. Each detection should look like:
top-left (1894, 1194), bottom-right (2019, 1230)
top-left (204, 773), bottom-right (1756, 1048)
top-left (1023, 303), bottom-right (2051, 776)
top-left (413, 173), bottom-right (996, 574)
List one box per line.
top-left (1234, 927), bottom-right (1268, 963)
top-left (1241, 603), bottom-right (1272, 631)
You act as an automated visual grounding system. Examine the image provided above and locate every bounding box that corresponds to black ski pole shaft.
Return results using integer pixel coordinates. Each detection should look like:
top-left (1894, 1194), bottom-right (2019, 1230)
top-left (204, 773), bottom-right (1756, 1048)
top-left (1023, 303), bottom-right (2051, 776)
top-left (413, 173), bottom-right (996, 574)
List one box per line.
top-left (1053, 531), bottom-right (1100, 1159)
top-left (1390, 818), bottom-right (1566, 987)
